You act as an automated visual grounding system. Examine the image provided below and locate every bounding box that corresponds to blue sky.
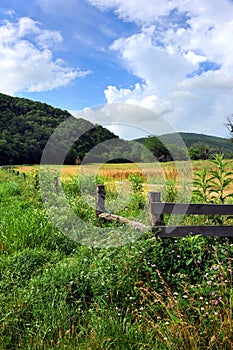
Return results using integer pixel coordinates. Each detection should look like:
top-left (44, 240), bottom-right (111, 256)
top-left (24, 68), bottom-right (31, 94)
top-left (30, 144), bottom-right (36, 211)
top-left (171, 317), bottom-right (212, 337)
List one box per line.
top-left (1, 0), bottom-right (233, 139)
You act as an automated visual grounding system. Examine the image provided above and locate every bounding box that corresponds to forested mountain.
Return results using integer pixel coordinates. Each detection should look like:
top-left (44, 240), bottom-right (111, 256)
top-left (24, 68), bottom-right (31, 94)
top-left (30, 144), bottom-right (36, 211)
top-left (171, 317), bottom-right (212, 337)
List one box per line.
top-left (161, 132), bottom-right (233, 155)
top-left (0, 93), bottom-right (118, 165)
top-left (136, 132), bottom-right (233, 160)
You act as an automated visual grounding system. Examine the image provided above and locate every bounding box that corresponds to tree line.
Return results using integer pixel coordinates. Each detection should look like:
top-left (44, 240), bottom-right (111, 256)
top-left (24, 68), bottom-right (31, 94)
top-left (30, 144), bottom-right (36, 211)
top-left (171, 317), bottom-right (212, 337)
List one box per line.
top-left (1, 92), bottom-right (232, 165)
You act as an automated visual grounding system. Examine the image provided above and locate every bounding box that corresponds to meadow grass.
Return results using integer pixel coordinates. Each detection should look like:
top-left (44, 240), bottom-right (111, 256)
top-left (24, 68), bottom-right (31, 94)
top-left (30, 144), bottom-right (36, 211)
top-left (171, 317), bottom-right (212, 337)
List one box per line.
top-left (15, 159), bottom-right (233, 192)
top-left (0, 160), bottom-right (233, 349)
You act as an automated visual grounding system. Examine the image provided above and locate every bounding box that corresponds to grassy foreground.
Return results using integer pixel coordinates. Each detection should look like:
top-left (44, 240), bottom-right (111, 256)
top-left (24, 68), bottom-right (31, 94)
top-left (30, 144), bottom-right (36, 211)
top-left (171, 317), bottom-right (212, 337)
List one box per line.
top-left (0, 161), bottom-right (233, 349)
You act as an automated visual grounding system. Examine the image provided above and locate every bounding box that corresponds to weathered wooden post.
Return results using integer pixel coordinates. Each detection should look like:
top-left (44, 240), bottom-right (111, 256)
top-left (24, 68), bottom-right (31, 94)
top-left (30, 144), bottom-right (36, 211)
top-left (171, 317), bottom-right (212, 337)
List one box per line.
top-left (148, 191), bottom-right (164, 228)
top-left (54, 176), bottom-right (59, 195)
top-left (96, 184), bottom-right (106, 217)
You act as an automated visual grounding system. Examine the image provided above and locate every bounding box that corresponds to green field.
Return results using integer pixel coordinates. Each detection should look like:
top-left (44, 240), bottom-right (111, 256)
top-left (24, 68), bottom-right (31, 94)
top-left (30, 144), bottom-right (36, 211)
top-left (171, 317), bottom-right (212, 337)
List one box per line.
top-left (0, 157), bottom-right (233, 349)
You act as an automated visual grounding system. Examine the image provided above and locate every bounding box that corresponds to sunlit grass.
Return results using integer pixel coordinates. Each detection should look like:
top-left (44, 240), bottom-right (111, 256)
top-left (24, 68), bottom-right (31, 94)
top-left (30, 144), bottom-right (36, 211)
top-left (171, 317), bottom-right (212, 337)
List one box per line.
top-left (0, 163), bottom-right (233, 349)
top-left (15, 159), bottom-right (233, 194)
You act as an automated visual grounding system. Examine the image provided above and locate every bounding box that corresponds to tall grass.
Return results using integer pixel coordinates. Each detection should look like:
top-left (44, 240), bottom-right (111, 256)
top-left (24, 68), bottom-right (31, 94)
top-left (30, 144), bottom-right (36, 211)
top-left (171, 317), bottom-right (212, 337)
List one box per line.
top-left (0, 163), bottom-right (232, 349)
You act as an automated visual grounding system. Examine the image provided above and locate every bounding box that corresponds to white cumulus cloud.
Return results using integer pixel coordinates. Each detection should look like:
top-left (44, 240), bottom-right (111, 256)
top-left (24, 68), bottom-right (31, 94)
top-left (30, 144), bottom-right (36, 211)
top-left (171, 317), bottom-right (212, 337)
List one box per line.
top-left (87, 0), bottom-right (233, 137)
top-left (104, 84), bottom-right (173, 115)
top-left (0, 17), bottom-right (89, 95)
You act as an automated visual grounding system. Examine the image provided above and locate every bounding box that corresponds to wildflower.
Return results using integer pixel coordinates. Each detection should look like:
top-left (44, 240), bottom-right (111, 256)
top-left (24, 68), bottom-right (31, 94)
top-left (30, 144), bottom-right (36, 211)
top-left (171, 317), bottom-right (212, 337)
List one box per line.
top-left (207, 281), bottom-right (212, 285)
top-left (183, 295), bottom-right (188, 298)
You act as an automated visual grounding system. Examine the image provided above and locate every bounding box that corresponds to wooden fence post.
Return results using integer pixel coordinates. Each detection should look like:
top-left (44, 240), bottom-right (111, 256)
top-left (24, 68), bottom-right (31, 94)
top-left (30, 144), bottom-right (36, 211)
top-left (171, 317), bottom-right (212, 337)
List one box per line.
top-left (96, 184), bottom-right (106, 217)
top-left (54, 176), bottom-right (59, 195)
top-left (148, 191), bottom-right (164, 228)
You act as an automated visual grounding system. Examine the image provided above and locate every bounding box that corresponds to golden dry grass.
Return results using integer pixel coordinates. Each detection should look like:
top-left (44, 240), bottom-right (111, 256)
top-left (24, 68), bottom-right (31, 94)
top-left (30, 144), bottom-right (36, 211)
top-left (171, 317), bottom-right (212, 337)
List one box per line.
top-left (15, 161), bottom-right (192, 180)
top-left (14, 159), bottom-right (233, 193)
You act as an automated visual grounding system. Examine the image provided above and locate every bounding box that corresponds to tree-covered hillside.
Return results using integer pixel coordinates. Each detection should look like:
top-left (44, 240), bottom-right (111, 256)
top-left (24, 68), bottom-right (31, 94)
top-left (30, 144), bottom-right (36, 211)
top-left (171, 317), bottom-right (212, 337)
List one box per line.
top-left (0, 93), bottom-right (118, 165)
top-left (136, 132), bottom-right (233, 160)
top-left (161, 132), bottom-right (233, 155)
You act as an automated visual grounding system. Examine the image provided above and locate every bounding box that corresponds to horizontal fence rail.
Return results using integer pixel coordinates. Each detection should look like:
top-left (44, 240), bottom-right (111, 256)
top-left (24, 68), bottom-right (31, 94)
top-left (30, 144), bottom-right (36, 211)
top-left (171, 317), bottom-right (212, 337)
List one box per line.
top-left (149, 191), bottom-right (233, 237)
top-left (96, 185), bottom-right (233, 237)
top-left (151, 202), bottom-right (233, 216)
top-left (98, 212), bottom-right (148, 232)
top-left (153, 226), bottom-right (233, 237)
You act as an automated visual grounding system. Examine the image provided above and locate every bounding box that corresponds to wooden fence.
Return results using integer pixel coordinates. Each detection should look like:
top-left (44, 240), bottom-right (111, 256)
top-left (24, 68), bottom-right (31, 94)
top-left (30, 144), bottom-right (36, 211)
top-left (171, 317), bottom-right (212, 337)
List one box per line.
top-left (96, 185), bottom-right (233, 237)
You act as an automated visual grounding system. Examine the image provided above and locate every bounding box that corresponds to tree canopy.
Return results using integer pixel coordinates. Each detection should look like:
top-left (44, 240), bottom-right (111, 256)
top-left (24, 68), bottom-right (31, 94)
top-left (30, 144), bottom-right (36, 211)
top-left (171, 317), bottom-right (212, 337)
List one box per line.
top-left (0, 93), bottom-right (118, 165)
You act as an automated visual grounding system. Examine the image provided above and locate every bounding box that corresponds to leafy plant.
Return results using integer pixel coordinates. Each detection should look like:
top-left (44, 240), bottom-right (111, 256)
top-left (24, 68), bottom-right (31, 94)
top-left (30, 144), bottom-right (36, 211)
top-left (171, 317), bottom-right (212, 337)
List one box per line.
top-left (193, 166), bottom-right (213, 202)
top-left (164, 179), bottom-right (178, 202)
top-left (127, 174), bottom-right (145, 211)
top-left (209, 153), bottom-right (233, 203)
top-left (193, 154), bottom-right (233, 204)
top-left (128, 173), bottom-right (144, 193)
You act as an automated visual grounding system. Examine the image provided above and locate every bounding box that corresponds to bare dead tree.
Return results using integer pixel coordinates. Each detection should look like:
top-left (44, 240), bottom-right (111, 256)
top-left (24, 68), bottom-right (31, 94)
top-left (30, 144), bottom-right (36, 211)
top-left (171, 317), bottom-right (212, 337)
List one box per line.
top-left (226, 114), bottom-right (233, 141)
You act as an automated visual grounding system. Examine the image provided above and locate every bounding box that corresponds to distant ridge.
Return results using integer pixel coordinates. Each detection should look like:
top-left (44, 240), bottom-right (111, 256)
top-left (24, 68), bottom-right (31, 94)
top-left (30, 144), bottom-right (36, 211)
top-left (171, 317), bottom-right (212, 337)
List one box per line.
top-left (135, 132), bottom-right (233, 158)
